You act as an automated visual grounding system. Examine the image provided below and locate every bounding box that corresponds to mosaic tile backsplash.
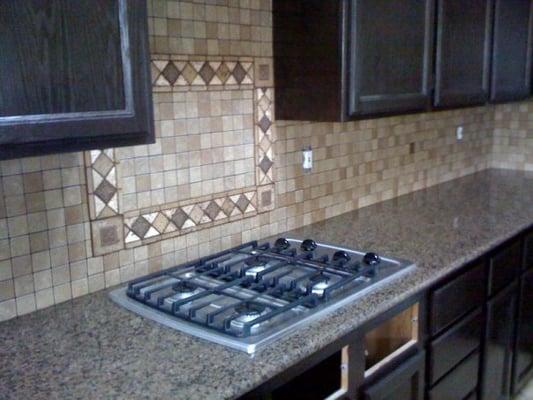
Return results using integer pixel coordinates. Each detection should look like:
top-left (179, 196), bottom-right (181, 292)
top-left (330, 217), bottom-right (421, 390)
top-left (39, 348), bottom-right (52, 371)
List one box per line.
top-left (0, 0), bottom-right (530, 322)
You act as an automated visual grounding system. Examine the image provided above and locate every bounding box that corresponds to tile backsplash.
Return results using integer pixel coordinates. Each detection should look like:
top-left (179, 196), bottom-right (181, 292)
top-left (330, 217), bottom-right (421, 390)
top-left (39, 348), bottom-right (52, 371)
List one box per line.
top-left (0, 0), bottom-right (530, 322)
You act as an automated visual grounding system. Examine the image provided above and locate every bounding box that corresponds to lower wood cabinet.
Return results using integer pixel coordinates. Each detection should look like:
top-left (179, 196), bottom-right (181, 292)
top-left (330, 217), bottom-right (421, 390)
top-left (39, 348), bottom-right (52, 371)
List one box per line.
top-left (482, 284), bottom-right (518, 400)
top-left (428, 351), bottom-right (480, 400)
top-left (361, 352), bottom-right (425, 400)
top-left (512, 269), bottom-right (533, 394)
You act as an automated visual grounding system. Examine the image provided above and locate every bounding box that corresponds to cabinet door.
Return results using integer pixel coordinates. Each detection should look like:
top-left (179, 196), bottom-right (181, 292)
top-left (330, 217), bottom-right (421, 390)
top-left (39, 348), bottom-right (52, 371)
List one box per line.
top-left (362, 352), bottom-right (424, 400)
top-left (490, 0), bottom-right (533, 102)
top-left (512, 269), bottom-right (533, 394)
top-left (348, 0), bottom-right (434, 117)
top-left (0, 0), bottom-right (153, 159)
top-left (434, 0), bottom-right (493, 108)
top-left (482, 285), bottom-right (517, 400)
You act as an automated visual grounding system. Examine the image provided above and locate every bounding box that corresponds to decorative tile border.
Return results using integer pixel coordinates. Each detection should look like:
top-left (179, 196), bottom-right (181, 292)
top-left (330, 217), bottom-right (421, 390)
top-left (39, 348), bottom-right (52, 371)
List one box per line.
top-left (124, 190), bottom-right (257, 246)
top-left (151, 58), bottom-right (254, 88)
top-left (85, 56), bottom-right (276, 252)
top-left (256, 88), bottom-right (275, 185)
top-left (85, 150), bottom-right (119, 220)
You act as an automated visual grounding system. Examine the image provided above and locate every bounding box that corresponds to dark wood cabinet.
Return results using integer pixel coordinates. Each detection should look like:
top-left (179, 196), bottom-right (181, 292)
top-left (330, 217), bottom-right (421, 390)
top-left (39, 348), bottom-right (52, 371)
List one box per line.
top-left (482, 284), bottom-right (518, 400)
top-left (428, 351), bottom-right (480, 400)
top-left (347, 0), bottom-right (434, 118)
top-left (362, 352), bottom-right (425, 400)
top-left (428, 308), bottom-right (483, 385)
top-left (0, 0), bottom-right (153, 159)
top-left (488, 240), bottom-right (522, 297)
top-left (273, 0), bottom-right (434, 122)
top-left (512, 269), bottom-right (533, 394)
top-left (490, 0), bottom-right (533, 102)
top-left (434, 0), bottom-right (493, 108)
top-left (429, 262), bottom-right (485, 336)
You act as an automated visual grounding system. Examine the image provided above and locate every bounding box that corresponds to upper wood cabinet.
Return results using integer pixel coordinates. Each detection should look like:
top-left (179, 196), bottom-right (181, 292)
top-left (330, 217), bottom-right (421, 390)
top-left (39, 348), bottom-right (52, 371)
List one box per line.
top-left (490, 0), bottom-right (533, 103)
top-left (273, 0), bottom-right (435, 122)
top-left (348, 0), bottom-right (434, 118)
top-left (0, 0), bottom-right (154, 160)
top-left (434, 0), bottom-right (493, 108)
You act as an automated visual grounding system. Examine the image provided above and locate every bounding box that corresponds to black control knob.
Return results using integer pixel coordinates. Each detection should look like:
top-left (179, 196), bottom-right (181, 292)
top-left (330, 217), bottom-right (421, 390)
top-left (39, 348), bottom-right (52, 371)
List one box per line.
top-left (300, 239), bottom-right (317, 252)
top-left (333, 251), bottom-right (351, 263)
top-left (363, 252), bottom-right (381, 266)
top-left (274, 238), bottom-right (290, 251)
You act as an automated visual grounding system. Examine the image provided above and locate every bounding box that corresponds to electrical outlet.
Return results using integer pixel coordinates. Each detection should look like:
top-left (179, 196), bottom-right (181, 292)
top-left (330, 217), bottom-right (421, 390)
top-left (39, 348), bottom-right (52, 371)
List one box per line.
top-left (456, 126), bottom-right (464, 141)
top-left (302, 147), bottom-right (313, 172)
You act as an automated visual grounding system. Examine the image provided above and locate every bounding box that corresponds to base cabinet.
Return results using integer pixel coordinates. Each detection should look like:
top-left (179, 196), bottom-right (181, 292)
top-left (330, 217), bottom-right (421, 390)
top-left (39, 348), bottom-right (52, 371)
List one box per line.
top-left (361, 352), bottom-right (425, 400)
top-left (512, 269), bottom-right (533, 394)
top-left (482, 285), bottom-right (518, 400)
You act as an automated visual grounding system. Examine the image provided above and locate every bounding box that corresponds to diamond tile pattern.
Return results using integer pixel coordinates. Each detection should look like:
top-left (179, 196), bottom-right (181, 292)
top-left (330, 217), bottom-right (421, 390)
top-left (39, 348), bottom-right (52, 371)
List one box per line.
top-left (85, 149), bottom-right (119, 219)
top-left (124, 191), bottom-right (258, 246)
top-left (152, 59), bottom-right (254, 88)
top-left (256, 88), bottom-right (275, 185)
top-left (94, 180), bottom-right (117, 204)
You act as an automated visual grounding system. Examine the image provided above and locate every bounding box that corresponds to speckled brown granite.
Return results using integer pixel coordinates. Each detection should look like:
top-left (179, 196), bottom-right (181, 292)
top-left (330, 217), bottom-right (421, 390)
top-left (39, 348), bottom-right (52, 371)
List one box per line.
top-left (1, 169), bottom-right (532, 400)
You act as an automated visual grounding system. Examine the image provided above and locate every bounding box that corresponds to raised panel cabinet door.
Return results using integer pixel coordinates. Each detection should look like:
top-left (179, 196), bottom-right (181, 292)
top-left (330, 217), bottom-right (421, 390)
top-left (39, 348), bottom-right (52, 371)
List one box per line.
top-left (349, 0), bottom-right (434, 117)
top-left (362, 352), bottom-right (425, 400)
top-left (434, 0), bottom-right (493, 108)
top-left (0, 0), bottom-right (153, 159)
top-left (512, 269), bottom-right (533, 394)
top-left (490, 0), bottom-right (533, 102)
top-left (482, 285), bottom-right (518, 400)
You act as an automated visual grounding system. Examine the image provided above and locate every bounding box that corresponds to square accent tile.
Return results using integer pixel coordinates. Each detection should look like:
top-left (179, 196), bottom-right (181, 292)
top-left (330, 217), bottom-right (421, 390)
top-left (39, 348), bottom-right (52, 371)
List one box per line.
top-left (91, 216), bottom-right (124, 256)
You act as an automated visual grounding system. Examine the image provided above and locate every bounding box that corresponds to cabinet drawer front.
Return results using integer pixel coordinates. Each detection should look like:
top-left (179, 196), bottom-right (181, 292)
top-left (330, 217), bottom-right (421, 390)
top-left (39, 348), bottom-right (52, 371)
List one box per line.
top-left (429, 308), bottom-right (483, 385)
top-left (488, 239), bottom-right (521, 297)
top-left (524, 232), bottom-right (533, 271)
top-left (430, 262), bottom-right (485, 336)
top-left (429, 351), bottom-right (479, 400)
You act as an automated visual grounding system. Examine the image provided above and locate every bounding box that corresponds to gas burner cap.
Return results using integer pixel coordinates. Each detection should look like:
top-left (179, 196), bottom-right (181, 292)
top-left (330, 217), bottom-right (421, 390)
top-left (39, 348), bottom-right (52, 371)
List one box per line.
top-left (164, 282), bottom-right (203, 307)
top-left (230, 303), bottom-right (270, 334)
top-left (309, 275), bottom-right (331, 297)
top-left (244, 257), bottom-right (271, 278)
top-left (172, 281), bottom-right (202, 300)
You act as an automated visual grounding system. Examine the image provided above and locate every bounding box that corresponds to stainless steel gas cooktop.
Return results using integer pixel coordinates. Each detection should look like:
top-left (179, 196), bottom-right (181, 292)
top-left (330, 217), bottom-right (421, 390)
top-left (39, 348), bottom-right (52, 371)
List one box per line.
top-left (110, 238), bottom-right (415, 354)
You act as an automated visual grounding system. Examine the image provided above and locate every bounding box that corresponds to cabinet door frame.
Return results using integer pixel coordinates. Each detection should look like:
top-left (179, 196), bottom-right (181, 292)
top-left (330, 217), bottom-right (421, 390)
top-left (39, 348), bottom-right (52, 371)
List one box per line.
top-left (512, 268), bottom-right (533, 394)
top-left (362, 351), bottom-right (425, 400)
top-left (0, 0), bottom-right (154, 159)
top-left (434, 0), bottom-right (494, 108)
top-left (481, 283), bottom-right (518, 400)
top-left (347, 0), bottom-right (435, 118)
top-left (490, 0), bottom-right (533, 103)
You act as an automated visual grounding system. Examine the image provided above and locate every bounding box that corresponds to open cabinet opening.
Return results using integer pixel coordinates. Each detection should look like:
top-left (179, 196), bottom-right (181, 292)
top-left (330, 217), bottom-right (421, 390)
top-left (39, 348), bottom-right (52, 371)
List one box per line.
top-left (364, 303), bottom-right (419, 376)
top-left (268, 347), bottom-right (349, 400)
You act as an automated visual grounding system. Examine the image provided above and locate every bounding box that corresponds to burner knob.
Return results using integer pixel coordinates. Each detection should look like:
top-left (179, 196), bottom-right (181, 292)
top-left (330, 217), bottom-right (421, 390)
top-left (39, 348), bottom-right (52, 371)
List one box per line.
top-left (363, 252), bottom-right (381, 266)
top-left (300, 239), bottom-right (317, 252)
top-left (333, 251), bottom-right (351, 263)
top-left (274, 238), bottom-right (290, 251)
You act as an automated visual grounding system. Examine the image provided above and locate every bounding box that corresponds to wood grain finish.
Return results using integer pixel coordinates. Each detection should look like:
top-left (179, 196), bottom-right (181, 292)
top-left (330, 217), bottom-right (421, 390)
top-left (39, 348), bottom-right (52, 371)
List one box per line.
top-left (0, 0), bottom-right (125, 116)
top-left (512, 269), bottom-right (533, 394)
top-left (429, 262), bottom-right (485, 336)
top-left (348, 0), bottom-right (434, 117)
top-left (362, 351), bottom-right (425, 400)
top-left (428, 308), bottom-right (483, 385)
top-left (273, 0), bottom-right (344, 122)
top-left (490, 0), bottom-right (533, 103)
top-left (434, 0), bottom-right (493, 108)
top-left (482, 284), bottom-right (517, 400)
top-left (488, 239), bottom-right (522, 298)
top-left (428, 351), bottom-right (480, 400)
top-left (0, 0), bottom-right (154, 160)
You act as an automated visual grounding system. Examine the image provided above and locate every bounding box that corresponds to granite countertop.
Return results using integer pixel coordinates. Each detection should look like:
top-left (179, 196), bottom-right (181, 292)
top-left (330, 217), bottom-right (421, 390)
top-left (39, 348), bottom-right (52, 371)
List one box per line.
top-left (1, 169), bottom-right (533, 400)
